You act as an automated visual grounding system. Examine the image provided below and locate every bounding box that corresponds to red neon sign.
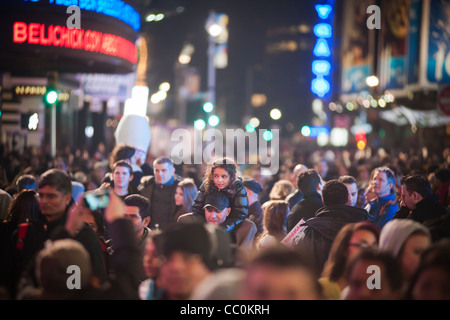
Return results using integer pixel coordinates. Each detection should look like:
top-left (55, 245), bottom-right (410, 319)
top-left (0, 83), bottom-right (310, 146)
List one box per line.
top-left (13, 22), bottom-right (137, 64)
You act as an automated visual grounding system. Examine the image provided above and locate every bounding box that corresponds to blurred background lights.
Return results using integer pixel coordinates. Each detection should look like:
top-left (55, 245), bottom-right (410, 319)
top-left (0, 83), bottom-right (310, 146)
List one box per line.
top-left (249, 117), bottom-right (260, 127)
top-left (317, 132), bottom-right (329, 147)
top-left (28, 113), bottom-right (39, 130)
top-left (312, 60), bottom-right (331, 76)
top-left (270, 108), bottom-right (282, 120)
top-left (208, 114), bottom-right (220, 127)
top-left (301, 125), bottom-right (311, 137)
top-left (159, 82), bottom-right (171, 92)
top-left (366, 75), bottom-right (379, 87)
top-left (311, 77), bottom-right (330, 97)
top-left (262, 130), bottom-right (273, 141)
top-left (313, 23), bottom-right (332, 38)
top-left (194, 119), bottom-right (206, 130)
top-left (203, 102), bottom-right (214, 113)
top-left (245, 123), bottom-right (256, 132)
top-left (330, 128), bottom-right (348, 147)
top-left (313, 38), bottom-right (331, 57)
top-left (315, 4), bottom-right (332, 19)
top-left (85, 126), bottom-right (94, 138)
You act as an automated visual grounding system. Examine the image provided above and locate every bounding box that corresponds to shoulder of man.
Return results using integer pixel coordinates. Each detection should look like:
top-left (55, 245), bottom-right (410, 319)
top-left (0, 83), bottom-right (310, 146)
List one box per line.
top-left (138, 175), bottom-right (155, 188)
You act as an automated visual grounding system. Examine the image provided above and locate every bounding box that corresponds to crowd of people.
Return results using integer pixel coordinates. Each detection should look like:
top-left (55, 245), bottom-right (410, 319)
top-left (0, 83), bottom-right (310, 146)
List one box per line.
top-left (1, 141), bottom-right (450, 300)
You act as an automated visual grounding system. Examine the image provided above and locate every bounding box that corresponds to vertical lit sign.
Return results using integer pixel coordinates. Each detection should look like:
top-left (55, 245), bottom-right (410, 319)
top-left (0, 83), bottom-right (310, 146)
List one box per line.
top-left (311, 2), bottom-right (333, 98)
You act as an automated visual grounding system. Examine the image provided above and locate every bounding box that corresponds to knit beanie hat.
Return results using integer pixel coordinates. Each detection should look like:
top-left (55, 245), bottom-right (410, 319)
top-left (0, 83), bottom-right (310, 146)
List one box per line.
top-left (379, 219), bottom-right (430, 257)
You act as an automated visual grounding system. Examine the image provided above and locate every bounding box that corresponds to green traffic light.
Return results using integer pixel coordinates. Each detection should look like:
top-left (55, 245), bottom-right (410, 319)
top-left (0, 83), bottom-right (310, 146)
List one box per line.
top-left (45, 90), bottom-right (58, 104)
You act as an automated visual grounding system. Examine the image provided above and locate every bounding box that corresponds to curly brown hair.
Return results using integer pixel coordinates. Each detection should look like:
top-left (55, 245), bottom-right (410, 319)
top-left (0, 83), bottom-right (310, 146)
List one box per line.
top-left (203, 157), bottom-right (238, 195)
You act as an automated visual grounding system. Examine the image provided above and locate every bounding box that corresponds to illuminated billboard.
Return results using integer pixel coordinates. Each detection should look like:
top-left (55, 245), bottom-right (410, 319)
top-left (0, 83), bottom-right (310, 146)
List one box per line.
top-left (0, 0), bottom-right (140, 74)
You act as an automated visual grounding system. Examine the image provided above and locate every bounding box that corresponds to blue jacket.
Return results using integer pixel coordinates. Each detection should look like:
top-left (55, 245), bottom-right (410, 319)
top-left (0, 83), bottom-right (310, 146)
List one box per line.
top-left (367, 193), bottom-right (398, 229)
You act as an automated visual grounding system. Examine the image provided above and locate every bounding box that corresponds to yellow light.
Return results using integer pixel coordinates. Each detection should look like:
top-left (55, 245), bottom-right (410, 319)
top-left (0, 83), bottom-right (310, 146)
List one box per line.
top-left (357, 140), bottom-right (366, 150)
top-left (159, 82), bottom-right (171, 92)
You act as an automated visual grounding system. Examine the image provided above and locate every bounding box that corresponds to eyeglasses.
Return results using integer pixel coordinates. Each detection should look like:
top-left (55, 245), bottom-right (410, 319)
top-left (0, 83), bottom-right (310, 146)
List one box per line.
top-left (349, 242), bottom-right (378, 250)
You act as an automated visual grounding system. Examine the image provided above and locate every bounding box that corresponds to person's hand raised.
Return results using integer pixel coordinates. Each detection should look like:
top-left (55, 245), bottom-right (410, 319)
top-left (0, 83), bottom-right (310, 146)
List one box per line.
top-left (104, 190), bottom-right (125, 224)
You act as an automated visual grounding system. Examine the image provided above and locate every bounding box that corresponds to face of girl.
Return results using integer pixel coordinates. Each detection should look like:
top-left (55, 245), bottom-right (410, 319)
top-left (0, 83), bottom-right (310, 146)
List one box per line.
top-left (401, 234), bottom-right (430, 281)
top-left (175, 187), bottom-right (184, 206)
top-left (212, 167), bottom-right (231, 190)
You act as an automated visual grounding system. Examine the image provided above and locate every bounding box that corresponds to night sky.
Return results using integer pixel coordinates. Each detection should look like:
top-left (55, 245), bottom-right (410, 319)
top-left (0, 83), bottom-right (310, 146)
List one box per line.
top-left (140, 0), bottom-right (321, 128)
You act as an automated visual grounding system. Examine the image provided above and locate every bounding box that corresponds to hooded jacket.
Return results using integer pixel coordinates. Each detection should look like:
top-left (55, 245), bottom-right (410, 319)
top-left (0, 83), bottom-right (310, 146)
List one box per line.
top-left (294, 204), bottom-right (368, 274)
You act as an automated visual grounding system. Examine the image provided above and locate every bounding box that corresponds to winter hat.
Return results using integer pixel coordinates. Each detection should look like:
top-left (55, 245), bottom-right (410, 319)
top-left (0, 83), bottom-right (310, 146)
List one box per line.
top-left (242, 178), bottom-right (263, 194)
top-left (114, 114), bottom-right (151, 153)
top-left (203, 190), bottom-right (231, 211)
top-left (379, 219), bottom-right (430, 257)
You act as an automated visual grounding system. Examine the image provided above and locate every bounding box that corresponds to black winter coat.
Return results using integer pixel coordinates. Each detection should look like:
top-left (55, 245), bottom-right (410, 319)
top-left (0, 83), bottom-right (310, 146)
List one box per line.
top-left (393, 194), bottom-right (447, 224)
top-left (286, 192), bottom-right (323, 233)
top-left (294, 204), bottom-right (368, 274)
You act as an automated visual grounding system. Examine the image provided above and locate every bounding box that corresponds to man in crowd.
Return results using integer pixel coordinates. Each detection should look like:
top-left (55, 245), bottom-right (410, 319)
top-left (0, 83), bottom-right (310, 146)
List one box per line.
top-left (339, 175), bottom-right (358, 207)
top-left (294, 180), bottom-right (368, 274)
top-left (286, 169), bottom-right (324, 233)
top-left (367, 166), bottom-right (399, 229)
top-left (242, 178), bottom-right (264, 237)
top-left (138, 157), bottom-right (182, 230)
top-left (394, 174), bottom-right (447, 224)
top-left (285, 164), bottom-right (308, 209)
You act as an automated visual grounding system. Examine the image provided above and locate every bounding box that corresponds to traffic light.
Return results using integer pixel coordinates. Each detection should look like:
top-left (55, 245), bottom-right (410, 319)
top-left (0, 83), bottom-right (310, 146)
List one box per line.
top-left (44, 71), bottom-right (58, 107)
top-left (355, 130), bottom-right (367, 150)
top-left (44, 87), bottom-right (58, 105)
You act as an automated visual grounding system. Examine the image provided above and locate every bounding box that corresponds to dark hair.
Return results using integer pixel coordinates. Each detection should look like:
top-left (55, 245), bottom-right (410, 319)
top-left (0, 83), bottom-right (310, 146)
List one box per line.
top-left (16, 174), bottom-right (37, 192)
top-left (89, 209), bottom-right (106, 238)
top-left (153, 156), bottom-right (174, 168)
top-left (346, 249), bottom-right (403, 292)
top-left (124, 194), bottom-right (151, 219)
top-left (177, 178), bottom-right (198, 214)
top-left (203, 157), bottom-right (238, 194)
top-left (112, 160), bottom-right (133, 175)
top-left (322, 180), bottom-right (348, 206)
top-left (338, 175), bottom-right (357, 185)
top-left (296, 169), bottom-right (321, 194)
top-left (38, 169), bottom-right (72, 196)
top-left (400, 174), bottom-right (432, 198)
top-left (434, 168), bottom-right (450, 183)
top-left (109, 144), bottom-right (136, 169)
top-left (322, 221), bottom-right (380, 282)
top-left (6, 189), bottom-right (43, 225)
